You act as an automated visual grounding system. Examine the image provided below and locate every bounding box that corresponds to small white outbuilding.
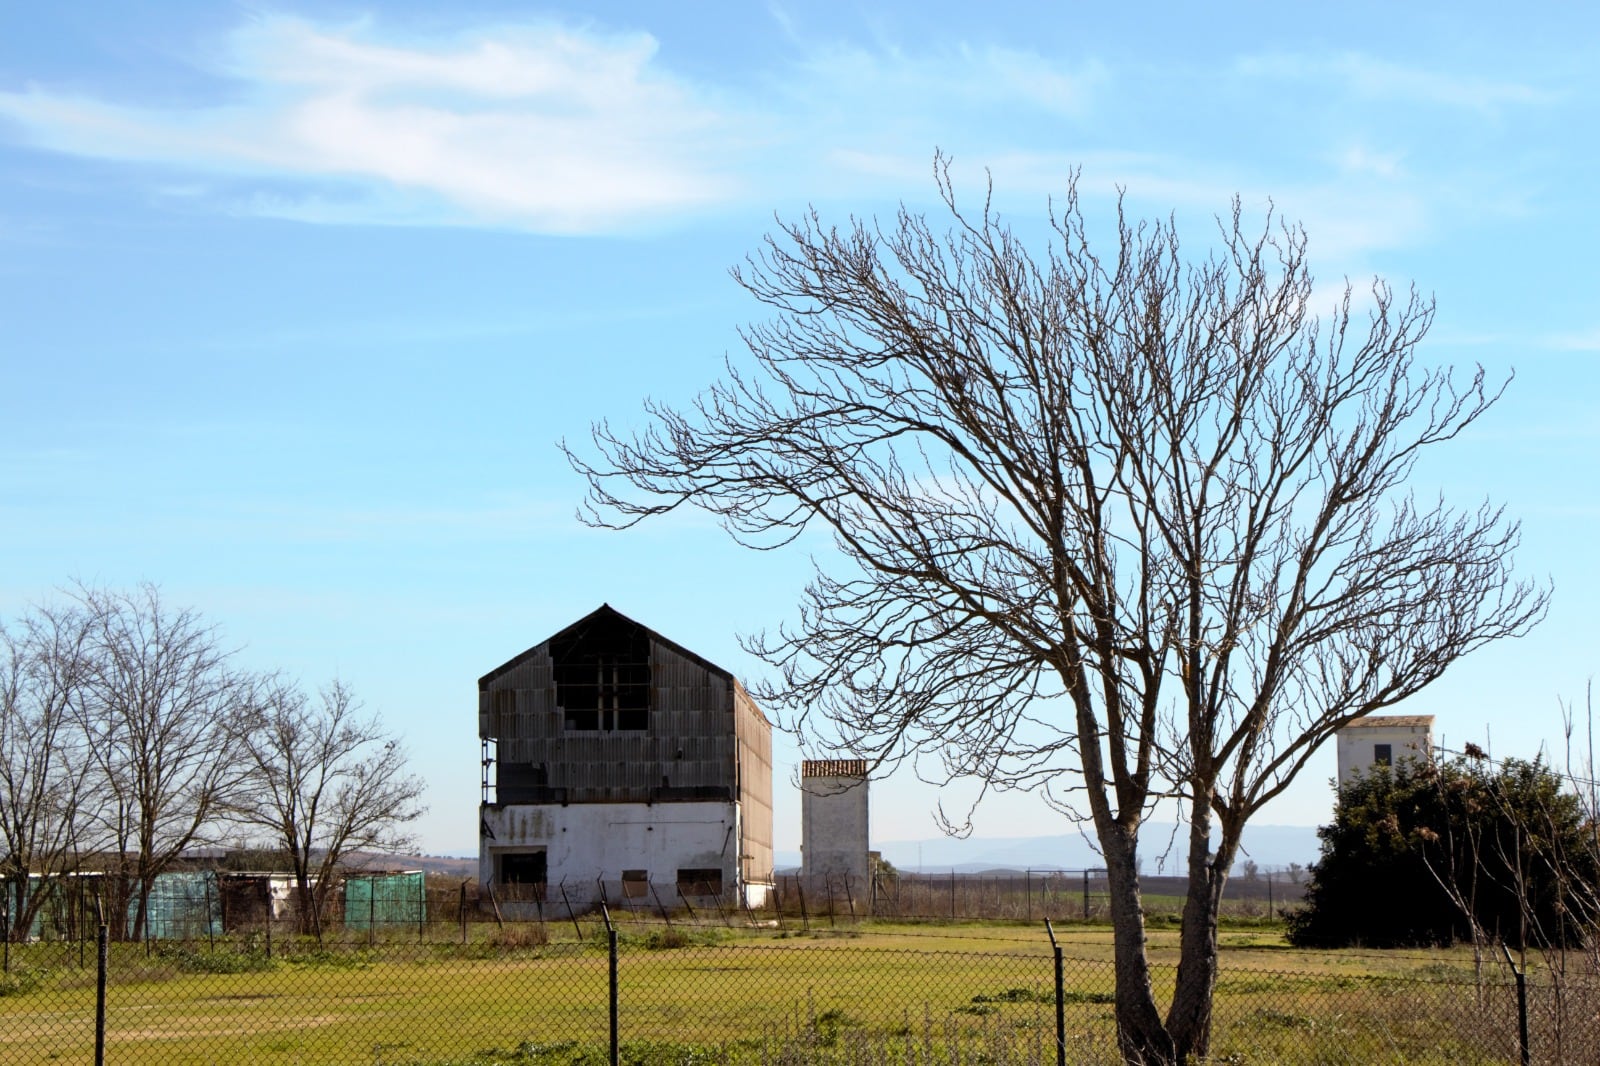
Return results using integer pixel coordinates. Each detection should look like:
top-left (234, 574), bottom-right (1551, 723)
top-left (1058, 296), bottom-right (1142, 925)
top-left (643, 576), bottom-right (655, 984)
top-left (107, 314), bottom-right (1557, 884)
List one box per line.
top-left (1334, 714), bottom-right (1435, 787)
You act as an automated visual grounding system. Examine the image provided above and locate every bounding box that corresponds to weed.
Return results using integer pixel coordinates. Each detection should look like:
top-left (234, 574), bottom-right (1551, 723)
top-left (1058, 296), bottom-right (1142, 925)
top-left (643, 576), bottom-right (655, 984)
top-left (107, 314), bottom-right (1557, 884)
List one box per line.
top-left (488, 925), bottom-right (551, 950)
top-left (1413, 961), bottom-right (1476, 982)
top-left (623, 927), bottom-right (726, 951)
top-left (971, 986), bottom-right (1052, 1005)
top-left (1215, 976), bottom-right (1283, 994)
top-left (1249, 1007), bottom-right (1318, 1031)
top-left (643, 928), bottom-right (692, 950)
top-left (809, 1007), bottom-right (856, 1046)
top-left (153, 945), bottom-right (275, 974)
top-left (281, 947), bottom-right (375, 970)
top-left (0, 965), bottom-right (47, 996)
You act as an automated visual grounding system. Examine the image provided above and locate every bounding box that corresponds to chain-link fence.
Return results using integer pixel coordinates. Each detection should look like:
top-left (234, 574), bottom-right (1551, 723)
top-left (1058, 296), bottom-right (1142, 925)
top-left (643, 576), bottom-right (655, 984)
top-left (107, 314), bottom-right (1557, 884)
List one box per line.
top-left (802, 870), bottom-right (1305, 923)
top-left (0, 887), bottom-right (1590, 1064)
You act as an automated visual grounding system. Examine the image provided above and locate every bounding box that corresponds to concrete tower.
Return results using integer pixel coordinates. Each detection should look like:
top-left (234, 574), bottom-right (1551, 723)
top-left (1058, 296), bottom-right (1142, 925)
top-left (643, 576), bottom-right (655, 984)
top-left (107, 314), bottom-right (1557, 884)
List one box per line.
top-left (800, 759), bottom-right (870, 900)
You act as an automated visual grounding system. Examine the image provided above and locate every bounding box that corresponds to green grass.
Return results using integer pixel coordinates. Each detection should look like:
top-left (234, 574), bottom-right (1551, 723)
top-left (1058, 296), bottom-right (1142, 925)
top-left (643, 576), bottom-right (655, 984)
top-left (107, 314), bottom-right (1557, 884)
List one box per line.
top-left (0, 920), bottom-right (1550, 1064)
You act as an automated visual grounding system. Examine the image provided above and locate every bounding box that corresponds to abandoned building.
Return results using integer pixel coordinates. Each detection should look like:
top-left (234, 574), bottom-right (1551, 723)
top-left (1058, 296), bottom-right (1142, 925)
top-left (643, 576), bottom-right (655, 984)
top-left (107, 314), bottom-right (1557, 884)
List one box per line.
top-left (478, 604), bottom-right (774, 912)
top-left (1335, 714), bottom-right (1436, 787)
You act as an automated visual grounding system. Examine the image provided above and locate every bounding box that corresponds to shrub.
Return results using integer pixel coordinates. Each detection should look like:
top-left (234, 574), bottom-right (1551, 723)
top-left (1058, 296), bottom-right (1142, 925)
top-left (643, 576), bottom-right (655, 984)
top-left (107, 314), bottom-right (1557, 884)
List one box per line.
top-left (1288, 755), bottom-right (1598, 949)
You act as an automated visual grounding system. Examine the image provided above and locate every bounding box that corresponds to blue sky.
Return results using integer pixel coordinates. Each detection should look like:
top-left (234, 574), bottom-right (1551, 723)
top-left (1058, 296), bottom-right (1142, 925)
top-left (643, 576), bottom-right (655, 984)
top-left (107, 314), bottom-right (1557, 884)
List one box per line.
top-left (2, 2), bottom-right (1596, 861)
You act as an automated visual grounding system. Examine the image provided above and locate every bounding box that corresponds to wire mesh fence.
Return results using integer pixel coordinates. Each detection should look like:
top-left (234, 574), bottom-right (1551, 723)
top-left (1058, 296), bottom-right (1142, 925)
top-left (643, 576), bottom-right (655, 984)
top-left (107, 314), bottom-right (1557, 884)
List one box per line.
top-left (773, 870), bottom-right (1305, 924)
top-left (0, 883), bottom-right (1591, 1064)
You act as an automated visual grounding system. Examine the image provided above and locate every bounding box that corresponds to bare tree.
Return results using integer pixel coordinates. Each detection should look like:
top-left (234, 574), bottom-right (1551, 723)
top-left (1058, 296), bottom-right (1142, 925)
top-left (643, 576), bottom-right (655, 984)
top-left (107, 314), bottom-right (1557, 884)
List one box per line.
top-left (0, 604), bottom-right (96, 940)
top-left (72, 584), bottom-right (244, 940)
top-left (234, 676), bottom-right (425, 937)
top-left (568, 159), bottom-right (1547, 1063)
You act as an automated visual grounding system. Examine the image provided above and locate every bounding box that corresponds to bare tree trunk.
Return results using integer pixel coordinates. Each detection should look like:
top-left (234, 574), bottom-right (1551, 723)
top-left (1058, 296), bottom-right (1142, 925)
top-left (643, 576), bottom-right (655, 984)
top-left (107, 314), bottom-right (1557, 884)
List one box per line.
top-left (1166, 808), bottom-right (1241, 1061)
top-left (1101, 825), bottom-right (1177, 1065)
top-left (296, 874), bottom-right (315, 937)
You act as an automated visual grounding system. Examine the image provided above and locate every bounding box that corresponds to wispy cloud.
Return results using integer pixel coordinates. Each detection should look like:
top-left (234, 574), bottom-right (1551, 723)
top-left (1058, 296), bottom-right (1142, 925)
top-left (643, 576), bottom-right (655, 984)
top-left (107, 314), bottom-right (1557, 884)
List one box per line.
top-left (0, 14), bottom-right (1109, 234)
top-left (790, 41), bottom-right (1103, 120)
top-left (0, 16), bottom-right (745, 233)
top-left (1546, 327), bottom-right (1600, 353)
top-left (1235, 52), bottom-right (1558, 113)
top-left (0, 12), bottom-right (1544, 268)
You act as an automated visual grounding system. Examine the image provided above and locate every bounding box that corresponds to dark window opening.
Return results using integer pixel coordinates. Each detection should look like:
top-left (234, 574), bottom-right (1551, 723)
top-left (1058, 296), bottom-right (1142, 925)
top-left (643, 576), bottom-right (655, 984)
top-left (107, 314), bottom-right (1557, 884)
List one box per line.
top-left (552, 612), bottom-right (652, 732)
top-left (497, 762), bottom-right (553, 804)
top-left (621, 869), bottom-right (649, 898)
top-left (1374, 743), bottom-right (1393, 767)
top-left (677, 868), bottom-right (723, 895)
top-left (565, 708), bottom-right (599, 731)
top-left (499, 851), bottom-right (547, 885)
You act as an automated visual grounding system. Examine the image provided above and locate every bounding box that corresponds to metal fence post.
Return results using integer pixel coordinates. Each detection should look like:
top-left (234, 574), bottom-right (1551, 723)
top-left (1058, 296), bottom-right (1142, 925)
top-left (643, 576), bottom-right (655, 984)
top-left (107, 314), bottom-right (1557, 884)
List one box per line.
top-left (204, 875), bottom-right (215, 952)
top-left (601, 902), bottom-right (619, 1066)
top-left (1502, 945), bottom-right (1530, 1066)
top-left (94, 895), bottom-right (108, 1066)
top-left (1046, 920), bottom-right (1065, 1066)
top-left (559, 881), bottom-right (581, 940)
top-left (650, 884), bottom-right (672, 925)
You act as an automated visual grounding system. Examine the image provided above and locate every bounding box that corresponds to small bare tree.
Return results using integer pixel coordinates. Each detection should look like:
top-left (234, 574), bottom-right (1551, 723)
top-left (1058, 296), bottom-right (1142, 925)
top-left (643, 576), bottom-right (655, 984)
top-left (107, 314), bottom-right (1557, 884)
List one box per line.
top-left (71, 584), bottom-right (244, 940)
top-left (569, 159), bottom-right (1547, 1063)
top-left (0, 604), bottom-right (96, 940)
top-left (233, 677), bottom-right (425, 937)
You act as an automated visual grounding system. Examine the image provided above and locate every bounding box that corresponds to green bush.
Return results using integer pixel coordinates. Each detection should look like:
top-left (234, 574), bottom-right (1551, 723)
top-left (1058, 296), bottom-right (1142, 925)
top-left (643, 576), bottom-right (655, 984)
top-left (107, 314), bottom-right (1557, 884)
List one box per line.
top-left (1288, 755), bottom-right (1598, 949)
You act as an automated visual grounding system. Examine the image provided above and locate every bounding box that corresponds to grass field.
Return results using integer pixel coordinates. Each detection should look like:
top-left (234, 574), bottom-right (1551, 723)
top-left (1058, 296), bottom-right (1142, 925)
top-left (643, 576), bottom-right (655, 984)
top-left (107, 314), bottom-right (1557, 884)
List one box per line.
top-left (0, 918), bottom-right (1564, 1064)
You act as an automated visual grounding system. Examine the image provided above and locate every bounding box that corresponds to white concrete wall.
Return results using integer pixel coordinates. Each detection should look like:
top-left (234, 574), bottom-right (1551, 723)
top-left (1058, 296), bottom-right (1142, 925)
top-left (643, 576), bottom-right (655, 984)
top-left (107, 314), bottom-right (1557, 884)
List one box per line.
top-left (1335, 723), bottom-right (1433, 786)
top-left (801, 774), bottom-right (870, 894)
top-left (482, 801), bottom-right (743, 906)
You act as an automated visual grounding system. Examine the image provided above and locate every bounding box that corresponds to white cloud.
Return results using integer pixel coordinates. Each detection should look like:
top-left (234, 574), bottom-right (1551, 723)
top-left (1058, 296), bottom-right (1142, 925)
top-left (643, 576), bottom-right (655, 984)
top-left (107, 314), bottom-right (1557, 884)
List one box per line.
top-left (0, 15), bottom-right (1112, 234)
top-left (0, 12), bottom-right (1543, 267)
top-left (0, 16), bottom-right (744, 233)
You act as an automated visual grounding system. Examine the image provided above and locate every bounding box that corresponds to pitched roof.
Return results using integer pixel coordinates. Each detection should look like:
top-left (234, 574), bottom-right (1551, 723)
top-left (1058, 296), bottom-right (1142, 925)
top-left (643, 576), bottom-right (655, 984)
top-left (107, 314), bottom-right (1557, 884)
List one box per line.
top-left (477, 602), bottom-right (734, 690)
top-left (1339, 715), bottom-right (1435, 730)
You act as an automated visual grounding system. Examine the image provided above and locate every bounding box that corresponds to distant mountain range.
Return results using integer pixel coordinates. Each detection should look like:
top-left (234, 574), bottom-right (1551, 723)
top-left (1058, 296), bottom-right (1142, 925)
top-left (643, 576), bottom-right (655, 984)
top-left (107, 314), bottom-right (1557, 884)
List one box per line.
top-left (774, 823), bottom-right (1321, 875)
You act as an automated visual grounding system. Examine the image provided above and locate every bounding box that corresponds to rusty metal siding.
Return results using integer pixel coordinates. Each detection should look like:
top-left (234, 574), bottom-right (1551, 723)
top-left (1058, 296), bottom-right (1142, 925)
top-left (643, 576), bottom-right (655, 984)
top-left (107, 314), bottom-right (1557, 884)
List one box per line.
top-left (733, 681), bottom-right (774, 881)
top-left (481, 631), bottom-right (741, 803)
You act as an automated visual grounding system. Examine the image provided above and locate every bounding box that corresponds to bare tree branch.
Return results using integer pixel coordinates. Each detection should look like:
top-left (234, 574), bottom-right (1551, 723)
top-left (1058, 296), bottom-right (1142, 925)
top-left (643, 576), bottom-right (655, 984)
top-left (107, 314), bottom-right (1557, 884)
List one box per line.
top-left (69, 583), bottom-right (245, 940)
top-left (232, 676), bottom-right (426, 938)
top-left (0, 603), bottom-right (96, 940)
top-left (567, 157), bottom-right (1548, 1063)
